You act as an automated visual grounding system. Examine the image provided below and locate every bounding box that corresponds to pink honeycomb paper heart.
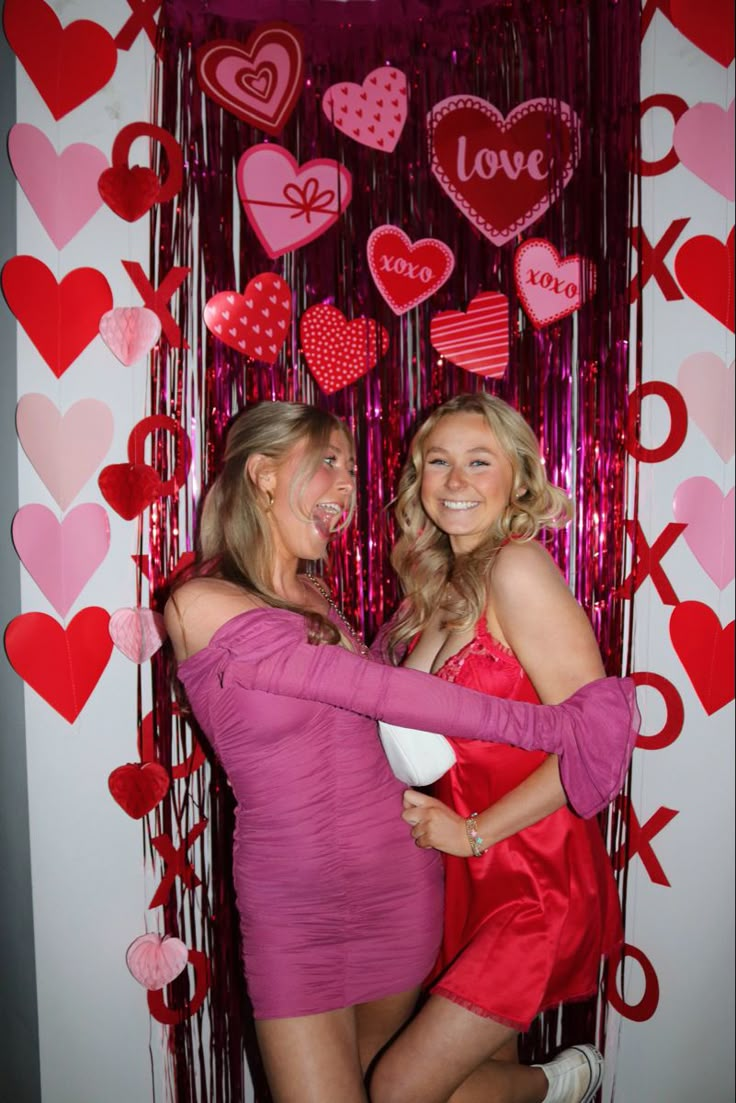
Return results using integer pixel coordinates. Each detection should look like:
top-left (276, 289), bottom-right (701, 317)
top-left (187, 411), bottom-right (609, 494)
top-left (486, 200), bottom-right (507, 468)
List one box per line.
top-left (109, 607), bottom-right (167, 663)
top-left (126, 933), bottom-right (188, 990)
top-left (99, 307), bottom-right (162, 366)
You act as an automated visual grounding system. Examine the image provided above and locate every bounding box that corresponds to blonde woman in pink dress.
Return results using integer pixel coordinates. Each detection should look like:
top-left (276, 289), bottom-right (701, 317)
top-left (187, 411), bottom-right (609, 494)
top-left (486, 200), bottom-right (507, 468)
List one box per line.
top-left (164, 400), bottom-right (638, 1103)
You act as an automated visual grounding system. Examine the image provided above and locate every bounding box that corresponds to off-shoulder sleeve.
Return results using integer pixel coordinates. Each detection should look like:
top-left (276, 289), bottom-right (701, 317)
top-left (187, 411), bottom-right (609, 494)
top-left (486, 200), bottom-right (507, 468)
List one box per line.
top-left (218, 609), bottom-right (640, 818)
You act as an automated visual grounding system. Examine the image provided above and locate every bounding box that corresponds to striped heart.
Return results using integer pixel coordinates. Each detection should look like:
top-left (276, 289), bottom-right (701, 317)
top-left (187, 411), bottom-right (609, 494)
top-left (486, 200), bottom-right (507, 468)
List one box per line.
top-left (429, 291), bottom-right (509, 377)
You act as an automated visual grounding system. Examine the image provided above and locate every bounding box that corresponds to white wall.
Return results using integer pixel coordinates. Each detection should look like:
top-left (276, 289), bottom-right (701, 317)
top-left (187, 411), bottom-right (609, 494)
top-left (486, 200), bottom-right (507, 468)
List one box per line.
top-left (3, 3), bottom-right (733, 1102)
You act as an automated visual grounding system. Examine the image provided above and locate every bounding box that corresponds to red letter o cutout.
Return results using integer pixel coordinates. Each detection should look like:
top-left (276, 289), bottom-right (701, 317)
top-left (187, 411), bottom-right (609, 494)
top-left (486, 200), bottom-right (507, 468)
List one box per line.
top-left (640, 94), bottom-right (688, 177)
top-left (607, 942), bottom-right (660, 1022)
top-left (631, 671), bottom-right (684, 750)
top-left (626, 381), bottom-right (688, 462)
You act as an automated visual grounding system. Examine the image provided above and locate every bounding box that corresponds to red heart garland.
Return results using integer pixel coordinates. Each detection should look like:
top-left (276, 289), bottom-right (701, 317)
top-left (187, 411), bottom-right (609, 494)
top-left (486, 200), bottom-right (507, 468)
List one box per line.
top-left (109, 762), bottom-right (171, 819)
top-left (669, 601), bottom-right (735, 715)
top-left (98, 463), bottom-right (162, 520)
top-left (299, 305), bottom-right (389, 394)
top-left (430, 291), bottom-right (509, 377)
top-left (2, 256), bottom-right (113, 377)
top-left (97, 165), bottom-right (161, 222)
top-left (669, 0), bottom-right (735, 67)
top-left (3, 0), bottom-right (117, 121)
top-left (204, 273), bottom-right (292, 363)
top-left (4, 607), bottom-right (113, 723)
top-left (674, 226), bottom-right (735, 333)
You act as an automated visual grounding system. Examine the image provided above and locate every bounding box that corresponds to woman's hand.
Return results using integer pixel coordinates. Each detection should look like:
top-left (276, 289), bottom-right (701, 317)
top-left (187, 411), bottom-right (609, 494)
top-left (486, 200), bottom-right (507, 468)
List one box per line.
top-left (401, 790), bottom-right (471, 856)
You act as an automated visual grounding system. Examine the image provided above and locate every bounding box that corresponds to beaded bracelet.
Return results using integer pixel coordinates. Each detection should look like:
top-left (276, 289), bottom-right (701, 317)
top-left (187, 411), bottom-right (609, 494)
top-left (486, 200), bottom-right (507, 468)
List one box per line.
top-left (465, 812), bottom-right (487, 858)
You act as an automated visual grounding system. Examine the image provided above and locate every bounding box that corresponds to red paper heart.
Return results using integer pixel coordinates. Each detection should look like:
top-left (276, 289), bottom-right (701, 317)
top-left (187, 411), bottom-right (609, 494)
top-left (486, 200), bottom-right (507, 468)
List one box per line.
top-left (4, 607), bottom-right (112, 723)
top-left (428, 95), bottom-right (580, 246)
top-left (2, 255), bottom-right (112, 377)
top-left (97, 165), bottom-right (161, 222)
top-left (204, 273), bottom-right (292, 363)
top-left (3, 0), bottom-right (117, 121)
top-left (669, 0), bottom-right (735, 67)
top-left (430, 291), bottom-right (509, 377)
top-left (669, 601), bottom-right (735, 715)
top-left (674, 226), bottom-right (735, 333)
top-left (109, 762), bottom-right (170, 819)
top-left (300, 305), bottom-right (388, 394)
top-left (367, 226), bottom-right (455, 315)
top-left (98, 463), bottom-right (163, 520)
top-left (196, 22), bottom-right (304, 135)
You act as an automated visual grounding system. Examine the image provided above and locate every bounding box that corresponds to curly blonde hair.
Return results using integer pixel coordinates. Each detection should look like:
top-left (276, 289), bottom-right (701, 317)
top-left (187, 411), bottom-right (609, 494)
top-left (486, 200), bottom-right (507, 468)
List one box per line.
top-left (387, 393), bottom-right (572, 661)
top-left (194, 400), bottom-right (355, 644)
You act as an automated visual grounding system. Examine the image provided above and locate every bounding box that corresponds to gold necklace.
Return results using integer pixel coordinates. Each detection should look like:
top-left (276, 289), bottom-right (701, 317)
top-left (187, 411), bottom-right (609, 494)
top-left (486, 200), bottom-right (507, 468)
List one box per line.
top-left (305, 574), bottom-right (369, 656)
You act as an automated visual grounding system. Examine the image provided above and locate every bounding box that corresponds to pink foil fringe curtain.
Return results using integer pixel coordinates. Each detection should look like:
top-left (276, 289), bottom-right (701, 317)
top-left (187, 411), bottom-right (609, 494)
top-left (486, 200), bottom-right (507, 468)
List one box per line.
top-left (144, 1), bottom-right (641, 1099)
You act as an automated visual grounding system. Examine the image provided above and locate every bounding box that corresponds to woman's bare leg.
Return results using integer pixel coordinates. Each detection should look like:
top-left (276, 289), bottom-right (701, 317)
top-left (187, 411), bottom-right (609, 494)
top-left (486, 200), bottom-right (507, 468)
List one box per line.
top-left (355, 987), bottom-right (421, 1071)
top-left (255, 1007), bottom-right (367, 1103)
top-left (369, 994), bottom-right (548, 1103)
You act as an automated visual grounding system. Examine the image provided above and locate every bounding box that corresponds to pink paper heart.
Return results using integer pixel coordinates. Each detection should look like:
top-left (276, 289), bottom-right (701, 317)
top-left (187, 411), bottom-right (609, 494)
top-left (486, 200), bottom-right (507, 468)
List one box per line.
top-left (673, 478), bottom-right (735, 589)
top-left (16, 394), bottom-right (114, 511)
top-left (322, 67), bottom-right (409, 152)
top-left (674, 100), bottom-right (735, 201)
top-left (514, 238), bottom-right (596, 328)
top-left (99, 307), bottom-right (162, 366)
top-left (237, 145), bottom-right (352, 259)
top-left (109, 607), bottom-right (167, 663)
top-left (12, 503), bottom-right (110, 617)
top-left (677, 353), bottom-right (735, 462)
top-left (125, 933), bottom-right (189, 990)
top-left (8, 124), bottom-right (108, 249)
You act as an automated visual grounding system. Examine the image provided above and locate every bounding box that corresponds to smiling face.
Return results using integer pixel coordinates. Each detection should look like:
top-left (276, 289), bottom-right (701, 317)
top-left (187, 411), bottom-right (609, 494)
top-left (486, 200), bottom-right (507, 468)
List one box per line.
top-left (268, 428), bottom-right (356, 563)
top-left (420, 411), bottom-right (516, 554)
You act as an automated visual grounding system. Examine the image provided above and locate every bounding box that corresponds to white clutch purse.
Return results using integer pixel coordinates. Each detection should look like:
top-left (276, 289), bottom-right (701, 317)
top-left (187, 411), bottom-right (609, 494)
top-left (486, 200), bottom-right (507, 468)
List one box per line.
top-left (378, 721), bottom-right (457, 786)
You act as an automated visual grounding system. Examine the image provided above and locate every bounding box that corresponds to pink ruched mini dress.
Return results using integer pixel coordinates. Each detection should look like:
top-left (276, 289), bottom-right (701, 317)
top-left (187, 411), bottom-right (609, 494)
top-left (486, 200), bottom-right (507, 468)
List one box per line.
top-left (177, 606), bottom-right (638, 1021)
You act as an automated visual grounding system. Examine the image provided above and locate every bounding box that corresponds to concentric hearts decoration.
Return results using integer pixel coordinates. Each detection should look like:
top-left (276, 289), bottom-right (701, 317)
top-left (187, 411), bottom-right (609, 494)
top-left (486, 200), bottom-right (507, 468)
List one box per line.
top-left (430, 291), bottom-right (509, 378)
top-left (12, 504), bottom-right (110, 617)
top-left (674, 226), bottom-right (735, 332)
top-left (126, 933), bottom-right (189, 990)
top-left (109, 763), bottom-right (170, 820)
top-left (196, 21), bottom-right (304, 135)
top-left (669, 602), bottom-right (735, 715)
top-left (673, 100), bottom-right (735, 201)
top-left (109, 608), bottom-right (167, 664)
top-left (428, 95), bottom-right (581, 246)
top-left (4, 607), bottom-right (113, 723)
top-left (2, 256), bottom-right (113, 377)
top-left (669, 0), bottom-right (735, 67)
top-left (237, 146), bottom-right (352, 258)
top-left (672, 478), bottom-right (735, 590)
top-left (3, 0), bottom-right (118, 120)
top-left (367, 226), bottom-right (454, 315)
top-left (204, 273), bottom-right (291, 363)
top-left (322, 67), bottom-right (409, 152)
top-left (8, 125), bottom-right (108, 249)
top-left (677, 353), bottom-right (735, 462)
top-left (514, 239), bottom-right (596, 328)
top-left (99, 307), bottom-right (162, 366)
top-left (16, 394), bottom-right (114, 511)
top-left (300, 305), bottom-right (389, 394)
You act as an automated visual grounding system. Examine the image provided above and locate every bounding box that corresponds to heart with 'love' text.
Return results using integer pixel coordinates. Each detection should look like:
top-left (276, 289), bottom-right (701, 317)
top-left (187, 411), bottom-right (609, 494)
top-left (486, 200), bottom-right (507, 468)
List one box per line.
top-left (428, 95), bottom-right (581, 246)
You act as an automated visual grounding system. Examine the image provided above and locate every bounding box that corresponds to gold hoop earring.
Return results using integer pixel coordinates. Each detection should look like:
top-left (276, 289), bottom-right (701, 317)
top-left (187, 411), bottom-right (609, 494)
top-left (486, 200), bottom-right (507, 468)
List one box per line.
top-left (265, 490), bottom-right (274, 510)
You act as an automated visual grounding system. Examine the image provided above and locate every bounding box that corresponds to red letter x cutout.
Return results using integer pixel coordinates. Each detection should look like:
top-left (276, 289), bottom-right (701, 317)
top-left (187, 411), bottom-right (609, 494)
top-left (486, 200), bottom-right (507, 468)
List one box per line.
top-left (629, 219), bottom-right (689, 302)
top-left (123, 260), bottom-right (190, 349)
top-left (149, 819), bottom-right (208, 909)
top-left (115, 0), bottom-right (163, 52)
top-left (615, 520), bottom-right (687, 605)
top-left (612, 795), bottom-right (678, 887)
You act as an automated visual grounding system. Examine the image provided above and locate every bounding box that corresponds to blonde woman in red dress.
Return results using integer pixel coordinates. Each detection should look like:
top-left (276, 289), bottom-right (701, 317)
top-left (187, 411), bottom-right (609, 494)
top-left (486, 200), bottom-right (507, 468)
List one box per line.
top-left (370, 393), bottom-right (623, 1103)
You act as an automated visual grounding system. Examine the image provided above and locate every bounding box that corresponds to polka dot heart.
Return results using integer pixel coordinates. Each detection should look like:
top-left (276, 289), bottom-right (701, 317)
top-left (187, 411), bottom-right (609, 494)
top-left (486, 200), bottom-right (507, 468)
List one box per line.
top-left (299, 304), bottom-right (389, 394)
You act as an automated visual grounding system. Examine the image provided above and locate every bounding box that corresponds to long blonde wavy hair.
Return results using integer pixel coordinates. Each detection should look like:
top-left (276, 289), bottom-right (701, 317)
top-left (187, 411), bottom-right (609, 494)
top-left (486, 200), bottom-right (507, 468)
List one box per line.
top-left (387, 393), bottom-right (572, 661)
top-left (192, 401), bottom-right (355, 644)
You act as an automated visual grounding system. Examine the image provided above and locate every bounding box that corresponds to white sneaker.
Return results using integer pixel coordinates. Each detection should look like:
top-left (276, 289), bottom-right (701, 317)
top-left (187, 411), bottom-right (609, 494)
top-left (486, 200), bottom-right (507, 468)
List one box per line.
top-left (532, 1044), bottom-right (604, 1103)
